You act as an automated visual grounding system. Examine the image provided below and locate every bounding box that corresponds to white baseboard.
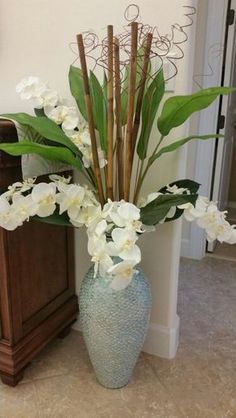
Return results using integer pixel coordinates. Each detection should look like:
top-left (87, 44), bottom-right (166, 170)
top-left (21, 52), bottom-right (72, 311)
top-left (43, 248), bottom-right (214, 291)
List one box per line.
top-left (142, 315), bottom-right (180, 359)
top-left (73, 315), bottom-right (180, 360)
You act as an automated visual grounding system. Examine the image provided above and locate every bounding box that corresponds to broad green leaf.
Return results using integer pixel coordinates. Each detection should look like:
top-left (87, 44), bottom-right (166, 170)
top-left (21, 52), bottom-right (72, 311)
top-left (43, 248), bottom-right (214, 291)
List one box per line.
top-left (120, 49), bottom-right (151, 126)
top-left (156, 179), bottom-right (200, 222)
top-left (140, 193), bottom-right (198, 225)
top-left (158, 87), bottom-right (235, 136)
top-left (121, 66), bottom-right (130, 126)
top-left (16, 124), bottom-right (46, 144)
top-left (103, 71), bottom-right (107, 101)
top-left (69, 65), bottom-right (87, 120)
top-left (159, 179), bottom-right (200, 194)
top-left (149, 134), bottom-right (224, 165)
top-left (137, 68), bottom-right (165, 159)
top-left (163, 207), bottom-right (184, 223)
top-left (33, 211), bottom-right (72, 227)
top-left (1, 113), bottom-right (78, 154)
top-left (90, 71), bottom-right (107, 152)
top-left (0, 141), bottom-right (82, 171)
top-left (34, 108), bottom-right (45, 117)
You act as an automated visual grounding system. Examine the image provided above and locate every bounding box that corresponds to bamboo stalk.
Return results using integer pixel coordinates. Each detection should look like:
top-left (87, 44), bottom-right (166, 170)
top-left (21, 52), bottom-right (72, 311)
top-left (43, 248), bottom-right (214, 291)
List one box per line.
top-left (107, 25), bottom-right (114, 200)
top-left (131, 32), bottom-right (153, 159)
top-left (76, 34), bottom-right (105, 206)
top-left (114, 37), bottom-right (123, 200)
top-left (124, 21), bottom-right (138, 201)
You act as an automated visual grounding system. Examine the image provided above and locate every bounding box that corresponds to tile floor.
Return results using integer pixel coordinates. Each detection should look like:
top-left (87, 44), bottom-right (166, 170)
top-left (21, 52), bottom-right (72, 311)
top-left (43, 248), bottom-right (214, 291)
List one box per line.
top-left (210, 242), bottom-right (236, 260)
top-left (0, 256), bottom-right (236, 417)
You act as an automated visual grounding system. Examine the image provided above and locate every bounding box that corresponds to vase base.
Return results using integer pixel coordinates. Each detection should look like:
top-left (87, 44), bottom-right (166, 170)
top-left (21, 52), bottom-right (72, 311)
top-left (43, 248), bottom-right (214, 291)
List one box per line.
top-left (96, 377), bottom-right (130, 389)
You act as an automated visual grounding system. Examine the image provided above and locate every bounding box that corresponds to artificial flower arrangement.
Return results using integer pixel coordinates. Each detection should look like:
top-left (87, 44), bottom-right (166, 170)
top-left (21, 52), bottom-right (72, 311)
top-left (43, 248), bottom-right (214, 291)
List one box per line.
top-left (0, 7), bottom-right (236, 294)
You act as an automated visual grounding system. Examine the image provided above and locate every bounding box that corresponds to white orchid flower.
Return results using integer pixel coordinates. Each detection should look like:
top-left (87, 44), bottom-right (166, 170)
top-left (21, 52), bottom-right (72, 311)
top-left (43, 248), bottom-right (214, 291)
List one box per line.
top-left (74, 206), bottom-right (101, 227)
top-left (56, 184), bottom-right (85, 220)
top-left (182, 196), bottom-right (236, 244)
top-left (102, 199), bottom-right (121, 218)
top-left (16, 76), bottom-right (47, 100)
top-left (205, 220), bottom-right (233, 243)
top-left (81, 145), bottom-right (106, 169)
top-left (183, 196), bottom-right (209, 221)
top-left (11, 194), bottom-right (38, 224)
top-left (81, 146), bottom-right (93, 168)
top-left (166, 184), bottom-right (189, 194)
top-left (224, 228), bottom-right (236, 244)
top-left (196, 203), bottom-right (226, 229)
top-left (0, 196), bottom-right (19, 230)
top-left (49, 174), bottom-right (72, 184)
top-left (44, 105), bottom-right (79, 131)
top-left (109, 201), bottom-right (141, 230)
top-left (87, 219), bottom-right (108, 240)
top-left (2, 178), bottom-right (36, 200)
top-left (102, 200), bottom-right (142, 232)
top-left (34, 89), bottom-right (59, 109)
top-left (108, 260), bottom-right (137, 291)
top-left (31, 182), bottom-right (56, 217)
top-left (107, 228), bottom-right (141, 263)
top-left (88, 235), bottom-right (113, 277)
top-left (65, 128), bottom-right (91, 149)
top-left (83, 185), bottom-right (100, 207)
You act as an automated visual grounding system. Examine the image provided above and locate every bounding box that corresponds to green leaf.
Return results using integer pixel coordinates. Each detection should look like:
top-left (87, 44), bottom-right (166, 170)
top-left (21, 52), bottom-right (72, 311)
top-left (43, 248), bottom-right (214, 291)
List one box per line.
top-left (158, 87), bottom-right (235, 136)
top-left (159, 179), bottom-right (201, 194)
top-left (120, 49), bottom-right (151, 127)
top-left (33, 211), bottom-right (72, 227)
top-left (89, 71), bottom-right (107, 152)
top-left (17, 124), bottom-right (46, 144)
top-left (156, 179), bottom-right (200, 223)
top-left (1, 113), bottom-right (78, 154)
top-left (140, 193), bottom-right (198, 225)
top-left (34, 108), bottom-right (45, 117)
top-left (149, 134), bottom-right (224, 164)
top-left (137, 68), bottom-right (165, 159)
top-left (103, 71), bottom-right (108, 101)
top-left (121, 66), bottom-right (130, 126)
top-left (69, 65), bottom-right (87, 120)
top-left (0, 141), bottom-right (82, 171)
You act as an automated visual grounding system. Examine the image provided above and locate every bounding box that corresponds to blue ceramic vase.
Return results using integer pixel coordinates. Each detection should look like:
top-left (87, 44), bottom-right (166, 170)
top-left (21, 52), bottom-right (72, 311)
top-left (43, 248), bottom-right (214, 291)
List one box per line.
top-left (79, 261), bottom-right (152, 388)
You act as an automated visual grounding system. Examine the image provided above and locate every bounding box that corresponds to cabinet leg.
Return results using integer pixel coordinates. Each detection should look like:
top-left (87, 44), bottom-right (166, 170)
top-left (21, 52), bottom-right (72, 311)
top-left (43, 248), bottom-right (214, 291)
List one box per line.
top-left (0, 370), bottom-right (25, 387)
top-left (58, 325), bottom-right (71, 339)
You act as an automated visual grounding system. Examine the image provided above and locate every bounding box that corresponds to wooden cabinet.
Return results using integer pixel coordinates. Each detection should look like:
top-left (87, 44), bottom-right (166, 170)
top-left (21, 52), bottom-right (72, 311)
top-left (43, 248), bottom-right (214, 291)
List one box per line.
top-left (0, 121), bottom-right (79, 386)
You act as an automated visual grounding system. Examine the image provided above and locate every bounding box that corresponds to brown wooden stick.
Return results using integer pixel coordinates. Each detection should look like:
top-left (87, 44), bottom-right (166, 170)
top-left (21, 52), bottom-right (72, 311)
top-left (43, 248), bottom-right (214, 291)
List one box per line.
top-left (107, 25), bottom-right (114, 200)
top-left (131, 33), bottom-right (153, 160)
top-left (124, 21), bottom-right (138, 201)
top-left (76, 34), bottom-right (105, 206)
top-left (114, 37), bottom-right (123, 200)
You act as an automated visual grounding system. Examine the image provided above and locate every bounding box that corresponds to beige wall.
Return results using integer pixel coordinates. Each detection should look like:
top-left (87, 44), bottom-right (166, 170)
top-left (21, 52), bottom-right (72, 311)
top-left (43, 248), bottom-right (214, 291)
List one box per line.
top-left (228, 148), bottom-right (236, 203)
top-left (0, 0), bottom-right (197, 357)
top-left (181, 0), bottom-right (209, 255)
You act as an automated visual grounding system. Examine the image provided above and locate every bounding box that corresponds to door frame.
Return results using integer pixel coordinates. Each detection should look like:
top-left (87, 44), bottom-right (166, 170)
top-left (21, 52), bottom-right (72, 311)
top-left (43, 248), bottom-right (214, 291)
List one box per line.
top-left (183, 0), bottom-right (229, 259)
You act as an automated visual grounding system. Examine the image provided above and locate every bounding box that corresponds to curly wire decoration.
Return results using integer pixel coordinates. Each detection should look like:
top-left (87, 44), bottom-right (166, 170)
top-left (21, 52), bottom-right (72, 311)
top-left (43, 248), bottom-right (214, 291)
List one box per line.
top-left (193, 43), bottom-right (224, 89)
top-left (70, 4), bottom-right (196, 86)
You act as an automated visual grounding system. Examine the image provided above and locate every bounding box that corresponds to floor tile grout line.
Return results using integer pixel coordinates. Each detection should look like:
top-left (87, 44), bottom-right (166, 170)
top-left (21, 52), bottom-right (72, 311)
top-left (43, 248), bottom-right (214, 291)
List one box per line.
top-left (145, 356), bottom-right (186, 418)
top-left (31, 379), bottom-right (41, 418)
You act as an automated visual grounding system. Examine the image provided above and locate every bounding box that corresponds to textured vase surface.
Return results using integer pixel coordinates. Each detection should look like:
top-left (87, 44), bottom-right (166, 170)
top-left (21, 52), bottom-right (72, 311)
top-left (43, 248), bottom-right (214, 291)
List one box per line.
top-left (79, 263), bottom-right (152, 388)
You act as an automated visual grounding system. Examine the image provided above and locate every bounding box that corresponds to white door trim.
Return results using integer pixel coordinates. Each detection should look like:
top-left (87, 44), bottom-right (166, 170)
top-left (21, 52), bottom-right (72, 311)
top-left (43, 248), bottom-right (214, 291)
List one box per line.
top-left (211, 0), bottom-right (236, 208)
top-left (181, 0), bottom-right (228, 259)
